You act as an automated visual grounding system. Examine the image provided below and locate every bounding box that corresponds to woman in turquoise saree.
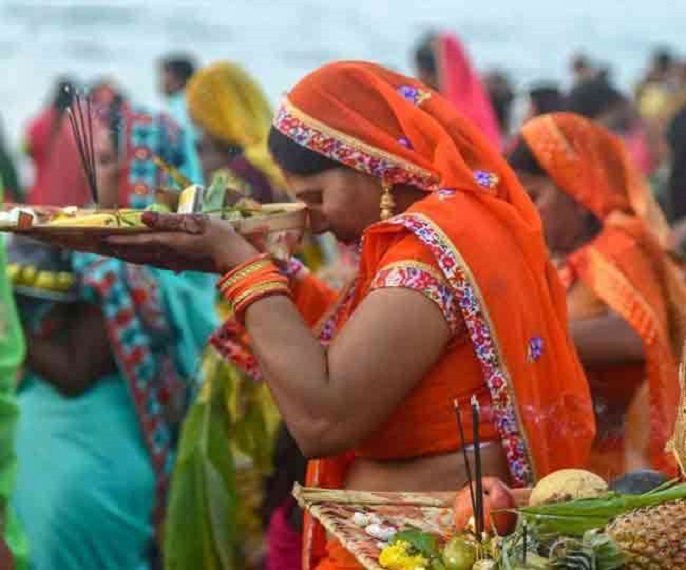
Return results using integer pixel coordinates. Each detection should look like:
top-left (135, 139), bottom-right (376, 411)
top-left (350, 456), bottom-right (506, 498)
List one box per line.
top-left (11, 92), bottom-right (216, 570)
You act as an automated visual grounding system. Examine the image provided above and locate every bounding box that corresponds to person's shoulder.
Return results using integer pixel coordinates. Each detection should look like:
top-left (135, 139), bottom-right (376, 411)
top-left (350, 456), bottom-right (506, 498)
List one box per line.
top-left (376, 230), bottom-right (440, 271)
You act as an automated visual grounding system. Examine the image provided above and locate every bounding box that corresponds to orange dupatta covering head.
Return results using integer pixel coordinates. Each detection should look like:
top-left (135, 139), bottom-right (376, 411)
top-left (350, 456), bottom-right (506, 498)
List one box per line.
top-left (522, 112), bottom-right (686, 474)
top-left (274, 63), bottom-right (594, 568)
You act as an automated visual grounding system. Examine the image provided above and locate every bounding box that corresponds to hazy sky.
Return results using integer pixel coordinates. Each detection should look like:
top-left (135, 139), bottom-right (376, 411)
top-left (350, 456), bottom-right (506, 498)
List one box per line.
top-left (1, 0), bottom-right (685, 148)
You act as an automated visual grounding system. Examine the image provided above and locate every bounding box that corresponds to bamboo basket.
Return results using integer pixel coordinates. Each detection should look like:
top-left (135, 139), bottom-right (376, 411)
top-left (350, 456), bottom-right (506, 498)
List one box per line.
top-left (293, 484), bottom-right (455, 570)
top-left (667, 345), bottom-right (686, 475)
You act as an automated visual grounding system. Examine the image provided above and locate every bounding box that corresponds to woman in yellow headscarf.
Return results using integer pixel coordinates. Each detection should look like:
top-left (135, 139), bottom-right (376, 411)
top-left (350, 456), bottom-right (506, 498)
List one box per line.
top-left (187, 61), bottom-right (339, 273)
top-left (186, 61), bottom-right (286, 201)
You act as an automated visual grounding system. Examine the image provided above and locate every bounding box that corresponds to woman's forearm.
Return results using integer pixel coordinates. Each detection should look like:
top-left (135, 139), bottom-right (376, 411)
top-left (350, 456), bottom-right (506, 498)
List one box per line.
top-left (570, 314), bottom-right (645, 366)
top-left (244, 296), bottom-right (338, 456)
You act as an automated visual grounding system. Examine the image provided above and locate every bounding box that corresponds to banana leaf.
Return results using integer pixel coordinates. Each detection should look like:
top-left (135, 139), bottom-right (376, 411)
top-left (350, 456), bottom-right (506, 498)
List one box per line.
top-left (163, 345), bottom-right (280, 569)
top-left (164, 349), bottom-right (238, 569)
top-left (518, 482), bottom-right (686, 536)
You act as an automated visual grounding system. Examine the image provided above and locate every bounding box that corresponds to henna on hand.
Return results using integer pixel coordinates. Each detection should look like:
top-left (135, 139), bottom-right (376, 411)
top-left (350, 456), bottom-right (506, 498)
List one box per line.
top-left (142, 212), bottom-right (209, 234)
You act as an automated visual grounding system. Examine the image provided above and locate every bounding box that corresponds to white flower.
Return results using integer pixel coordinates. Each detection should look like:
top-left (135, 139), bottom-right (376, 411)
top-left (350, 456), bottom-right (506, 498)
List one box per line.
top-left (364, 523), bottom-right (397, 542)
top-left (351, 512), bottom-right (370, 527)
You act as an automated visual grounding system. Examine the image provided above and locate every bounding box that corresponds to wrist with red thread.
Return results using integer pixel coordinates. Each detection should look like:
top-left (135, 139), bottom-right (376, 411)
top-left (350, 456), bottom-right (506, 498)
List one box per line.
top-left (217, 254), bottom-right (292, 323)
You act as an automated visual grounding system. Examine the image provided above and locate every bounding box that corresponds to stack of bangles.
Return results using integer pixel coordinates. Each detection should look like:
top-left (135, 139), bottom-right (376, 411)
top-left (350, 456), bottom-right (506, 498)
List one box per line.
top-left (217, 253), bottom-right (292, 323)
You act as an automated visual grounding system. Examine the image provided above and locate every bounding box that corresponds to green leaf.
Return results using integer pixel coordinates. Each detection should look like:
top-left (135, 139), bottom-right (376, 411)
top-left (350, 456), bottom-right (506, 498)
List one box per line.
top-left (202, 171), bottom-right (230, 214)
top-left (518, 483), bottom-right (686, 536)
top-left (163, 361), bottom-right (238, 570)
top-left (391, 529), bottom-right (440, 559)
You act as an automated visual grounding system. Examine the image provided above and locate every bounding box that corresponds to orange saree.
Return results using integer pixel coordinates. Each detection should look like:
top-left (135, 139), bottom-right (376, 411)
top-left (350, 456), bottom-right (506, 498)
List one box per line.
top-left (274, 63), bottom-right (595, 569)
top-left (522, 113), bottom-right (686, 479)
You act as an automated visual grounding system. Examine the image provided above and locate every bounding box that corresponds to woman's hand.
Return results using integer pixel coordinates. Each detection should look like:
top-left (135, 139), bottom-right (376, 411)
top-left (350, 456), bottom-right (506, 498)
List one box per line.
top-left (36, 212), bottom-right (261, 274)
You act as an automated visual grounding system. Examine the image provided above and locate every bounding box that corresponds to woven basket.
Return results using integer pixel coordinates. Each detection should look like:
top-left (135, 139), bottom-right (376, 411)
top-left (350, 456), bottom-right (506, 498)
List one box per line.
top-left (667, 347), bottom-right (686, 475)
top-left (293, 485), bottom-right (456, 570)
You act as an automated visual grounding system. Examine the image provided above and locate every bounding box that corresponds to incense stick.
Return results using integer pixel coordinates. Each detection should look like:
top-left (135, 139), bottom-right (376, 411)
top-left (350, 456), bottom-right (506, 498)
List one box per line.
top-left (66, 89), bottom-right (99, 204)
top-left (471, 395), bottom-right (484, 540)
top-left (453, 399), bottom-right (477, 529)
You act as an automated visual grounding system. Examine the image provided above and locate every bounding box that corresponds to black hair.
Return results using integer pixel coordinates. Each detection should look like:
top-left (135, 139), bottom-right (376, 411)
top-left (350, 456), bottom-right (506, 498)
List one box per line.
top-left (414, 37), bottom-right (437, 76)
top-left (161, 55), bottom-right (196, 86)
top-left (654, 48), bottom-right (674, 72)
top-left (509, 136), bottom-right (603, 240)
top-left (268, 126), bottom-right (342, 175)
top-left (507, 137), bottom-right (546, 176)
top-left (566, 76), bottom-right (625, 119)
top-left (52, 77), bottom-right (78, 113)
top-left (529, 85), bottom-right (564, 116)
top-left (485, 71), bottom-right (515, 133)
top-left (571, 54), bottom-right (591, 72)
top-left (666, 106), bottom-right (686, 222)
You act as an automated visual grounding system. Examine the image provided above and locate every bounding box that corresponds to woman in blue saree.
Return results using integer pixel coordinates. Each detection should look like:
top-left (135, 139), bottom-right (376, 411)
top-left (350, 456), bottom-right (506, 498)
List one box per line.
top-left (11, 90), bottom-right (216, 569)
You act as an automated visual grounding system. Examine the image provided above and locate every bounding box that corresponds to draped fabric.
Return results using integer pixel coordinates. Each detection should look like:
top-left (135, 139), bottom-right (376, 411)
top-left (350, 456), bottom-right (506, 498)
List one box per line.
top-left (273, 62), bottom-right (594, 569)
top-left (523, 112), bottom-right (686, 476)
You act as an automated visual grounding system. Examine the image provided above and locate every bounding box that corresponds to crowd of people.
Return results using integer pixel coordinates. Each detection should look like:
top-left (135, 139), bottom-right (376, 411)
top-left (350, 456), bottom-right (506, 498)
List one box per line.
top-left (0, 31), bottom-right (684, 570)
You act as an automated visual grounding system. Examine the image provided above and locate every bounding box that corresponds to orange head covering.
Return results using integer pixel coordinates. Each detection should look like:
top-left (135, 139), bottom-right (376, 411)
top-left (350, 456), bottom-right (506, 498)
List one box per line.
top-left (521, 112), bottom-right (672, 246)
top-left (522, 112), bottom-right (686, 473)
top-left (276, 62), bottom-right (595, 569)
top-left (276, 61), bottom-right (594, 475)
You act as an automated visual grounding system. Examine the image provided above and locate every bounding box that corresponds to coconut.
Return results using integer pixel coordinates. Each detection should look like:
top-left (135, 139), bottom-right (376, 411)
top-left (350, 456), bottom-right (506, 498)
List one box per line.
top-left (528, 469), bottom-right (608, 506)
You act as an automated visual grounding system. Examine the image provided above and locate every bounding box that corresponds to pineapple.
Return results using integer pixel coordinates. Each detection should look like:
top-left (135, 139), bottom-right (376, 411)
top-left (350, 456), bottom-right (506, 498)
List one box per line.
top-left (606, 500), bottom-right (686, 568)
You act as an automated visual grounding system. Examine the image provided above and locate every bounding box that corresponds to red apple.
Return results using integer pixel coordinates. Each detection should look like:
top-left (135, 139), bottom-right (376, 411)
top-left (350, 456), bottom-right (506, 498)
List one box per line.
top-left (453, 477), bottom-right (517, 536)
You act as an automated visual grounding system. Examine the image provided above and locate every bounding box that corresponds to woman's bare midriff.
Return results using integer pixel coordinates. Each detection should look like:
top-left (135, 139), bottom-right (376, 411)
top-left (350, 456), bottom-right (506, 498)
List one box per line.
top-left (343, 443), bottom-right (510, 493)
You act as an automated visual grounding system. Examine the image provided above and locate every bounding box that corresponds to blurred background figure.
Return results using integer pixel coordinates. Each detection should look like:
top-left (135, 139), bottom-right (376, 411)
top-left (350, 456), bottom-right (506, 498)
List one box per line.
top-left (567, 76), bottom-right (657, 176)
top-left (414, 32), bottom-right (502, 147)
top-left (11, 89), bottom-right (216, 570)
top-left (666, 105), bottom-right (686, 225)
top-left (484, 70), bottom-right (516, 139)
top-left (158, 53), bottom-right (203, 184)
top-left (570, 53), bottom-right (597, 87)
top-left (526, 84), bottom-right (565, 120)
top-left (23, 76), bottom-right (92, 207)
top-left (0, 116), bottom-right (22, 203)
top-left (185, 61), bottom-right (286, 202)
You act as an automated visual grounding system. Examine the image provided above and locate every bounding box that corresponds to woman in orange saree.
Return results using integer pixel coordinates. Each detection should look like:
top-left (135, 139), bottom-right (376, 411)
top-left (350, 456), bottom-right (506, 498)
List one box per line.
top-left (88, 62), bottom-right (594, 570)
top-left (509, 112), bottom-right (686, 481)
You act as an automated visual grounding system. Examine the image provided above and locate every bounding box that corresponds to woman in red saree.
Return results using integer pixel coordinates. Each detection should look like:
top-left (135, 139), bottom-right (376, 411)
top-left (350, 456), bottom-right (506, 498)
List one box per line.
top-left (88, 62), bottom-right (594, 569)
top-left (415, 32), bottom-right (502, 148)
top-left (24, 79), bottom-right (92, 207)
top-left (509, 112), bottom-right (686, 480)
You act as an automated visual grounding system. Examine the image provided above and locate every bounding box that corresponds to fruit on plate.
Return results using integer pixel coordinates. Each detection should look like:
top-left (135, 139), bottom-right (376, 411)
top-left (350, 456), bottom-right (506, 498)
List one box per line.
top-left (528, 469), bottom-right (608, 506)
top-left (453, 477), bottom-right (517, 536)
top-left (606, 499), bottom-right (686, 568)
top-left (609, 469), bottom-right (669, 495)
top-left (47, 211), bottom-right (143, 228)
top-left (441, 536), bottom-right (476, 570)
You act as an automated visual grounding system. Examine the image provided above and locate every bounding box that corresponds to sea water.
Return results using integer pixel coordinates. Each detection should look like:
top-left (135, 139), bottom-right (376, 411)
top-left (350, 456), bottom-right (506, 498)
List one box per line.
top-left (1, 0), bottom-right (685, 156)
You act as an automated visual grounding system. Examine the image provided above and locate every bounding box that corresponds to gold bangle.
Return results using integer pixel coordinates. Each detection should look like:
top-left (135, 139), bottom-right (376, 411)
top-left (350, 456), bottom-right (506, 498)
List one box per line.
top-left (231, 280), bottom-right (291, 307)
top-left (218, 259), bottom-right (273, 292)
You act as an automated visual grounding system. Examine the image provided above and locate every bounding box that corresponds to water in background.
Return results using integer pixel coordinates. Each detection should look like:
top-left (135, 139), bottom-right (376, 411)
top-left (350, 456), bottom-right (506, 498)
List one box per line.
top-left (1, 0), bottom-right (685, 158)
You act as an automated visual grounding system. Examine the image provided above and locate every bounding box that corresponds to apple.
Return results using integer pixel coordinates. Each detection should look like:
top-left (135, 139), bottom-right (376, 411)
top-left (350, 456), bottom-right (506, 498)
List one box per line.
top-left (452, 477), bottom-right (517, 536)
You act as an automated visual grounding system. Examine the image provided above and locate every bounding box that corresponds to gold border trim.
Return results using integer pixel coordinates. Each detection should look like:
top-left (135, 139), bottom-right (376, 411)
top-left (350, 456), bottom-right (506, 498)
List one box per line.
top-left (279, 97), bottom-right (438, 182)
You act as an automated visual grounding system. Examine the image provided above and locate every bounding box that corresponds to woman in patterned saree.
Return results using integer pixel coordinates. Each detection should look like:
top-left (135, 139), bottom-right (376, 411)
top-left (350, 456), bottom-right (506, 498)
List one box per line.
top-left (89, 62), bottom-right (595, 570)
top-left (11, 95), bottom-right (216, 569)
top-left (509, 112), bottom-right (686, 480)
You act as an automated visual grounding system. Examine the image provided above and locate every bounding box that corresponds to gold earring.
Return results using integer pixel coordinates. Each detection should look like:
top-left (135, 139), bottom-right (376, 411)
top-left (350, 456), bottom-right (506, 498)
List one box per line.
top-left (380, 181), bottom-right (395, 221)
